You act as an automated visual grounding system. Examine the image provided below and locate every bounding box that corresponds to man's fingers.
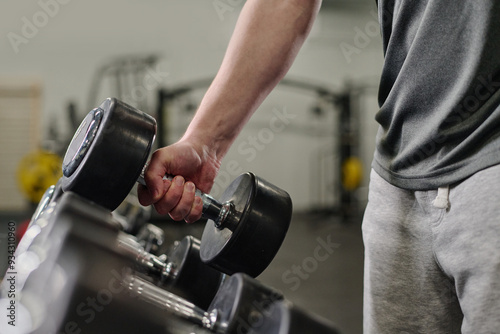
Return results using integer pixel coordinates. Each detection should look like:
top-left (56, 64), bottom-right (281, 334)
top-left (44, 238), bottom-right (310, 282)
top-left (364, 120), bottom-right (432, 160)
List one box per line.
top-left (143, 149), bottom-right (173, 201)
top-left (153, 176), bottom-right (185, 215)
top-left (169, 181), bottom-right (197, 221)
top-left (137, 184), bottom-right (154, 206)
top-left (138, 176), bottom-right (171, 205)
top-left (185, 196), bottom-right (204, 223)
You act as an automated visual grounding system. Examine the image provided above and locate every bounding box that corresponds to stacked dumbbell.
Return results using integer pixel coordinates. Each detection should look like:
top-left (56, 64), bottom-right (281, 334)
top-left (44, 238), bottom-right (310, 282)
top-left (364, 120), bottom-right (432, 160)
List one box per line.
top-left (10, 190), bottom-right (338, 333)
top-left (2, 98), bottom-right (340, 334)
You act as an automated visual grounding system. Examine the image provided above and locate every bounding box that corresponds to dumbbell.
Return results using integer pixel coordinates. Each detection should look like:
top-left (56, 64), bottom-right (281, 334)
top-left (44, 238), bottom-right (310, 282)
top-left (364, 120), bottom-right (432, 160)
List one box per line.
top-left (25, 190), bottom-right (223, 310)
top-left (30, 184), bottom-right (56, 223)
top-left (29, 178), bottom-right (64, 226)
top-left (7, 193), bottom-right (176, 334)
top-left (22, 178), bottom-right (163, 261)
top-left (112, 193), bottom-right (152, 234)
top-left (124, 272), bottom-right (340, 334)
top-left (12, 193), bottom-right (266, 333)
top-left (61, 97), bottom-right (293, 277)
top-left (209, 274), bottom-right (339, 334)
top-left (117, 233), bottom-right (225, 310)
top-left (124, 272), bottom-right (282, 334)
top-left (15, 192), bottom-right (337, 334)
top-left (14, 179), bottom-right (65, 257)
top-left (133, 222), bottom-right (165, 255)
top-left (112, 193), bottom-right (164, 254)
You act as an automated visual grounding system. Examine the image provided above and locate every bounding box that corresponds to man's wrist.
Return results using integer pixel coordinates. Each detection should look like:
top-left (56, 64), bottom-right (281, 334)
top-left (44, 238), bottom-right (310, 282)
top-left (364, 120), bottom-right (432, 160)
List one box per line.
top-left (179, 131), bottom-right (228, 167)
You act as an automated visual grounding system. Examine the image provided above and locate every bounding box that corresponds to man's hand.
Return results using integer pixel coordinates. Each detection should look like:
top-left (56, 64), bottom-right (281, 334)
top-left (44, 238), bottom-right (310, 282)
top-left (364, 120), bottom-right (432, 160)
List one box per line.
top-left (137, 139), bottom-right (221, 223)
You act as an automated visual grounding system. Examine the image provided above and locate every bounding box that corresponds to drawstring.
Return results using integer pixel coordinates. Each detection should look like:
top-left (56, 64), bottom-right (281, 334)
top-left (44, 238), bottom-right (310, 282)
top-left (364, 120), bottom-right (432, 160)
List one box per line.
top-left (432, 186), bottom-right (450, 209)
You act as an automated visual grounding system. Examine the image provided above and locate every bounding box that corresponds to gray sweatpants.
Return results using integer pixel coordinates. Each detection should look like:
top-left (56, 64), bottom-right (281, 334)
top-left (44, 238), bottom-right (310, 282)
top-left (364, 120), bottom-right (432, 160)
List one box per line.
top-left (362, 165), bottom-right (500, 334)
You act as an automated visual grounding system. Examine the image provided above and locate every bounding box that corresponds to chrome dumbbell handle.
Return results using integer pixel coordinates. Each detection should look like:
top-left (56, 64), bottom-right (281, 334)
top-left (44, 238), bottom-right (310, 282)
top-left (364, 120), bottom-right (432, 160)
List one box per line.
top-left (138, 172), bottom-right (232, 229)
top-left (123, 274), bottom-right (221, 332)
top-left (117, 234), bottom-right (174, 280)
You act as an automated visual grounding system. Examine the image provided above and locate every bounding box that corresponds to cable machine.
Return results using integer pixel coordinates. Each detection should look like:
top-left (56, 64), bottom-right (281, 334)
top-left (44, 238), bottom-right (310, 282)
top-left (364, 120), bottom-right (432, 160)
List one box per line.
top-left (156, 78), bottom-right (362, 220)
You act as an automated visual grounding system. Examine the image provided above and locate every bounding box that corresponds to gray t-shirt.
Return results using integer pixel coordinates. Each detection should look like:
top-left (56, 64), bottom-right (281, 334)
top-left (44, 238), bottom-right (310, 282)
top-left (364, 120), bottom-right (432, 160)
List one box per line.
top-left (373, 0), bottom-right (500, 189)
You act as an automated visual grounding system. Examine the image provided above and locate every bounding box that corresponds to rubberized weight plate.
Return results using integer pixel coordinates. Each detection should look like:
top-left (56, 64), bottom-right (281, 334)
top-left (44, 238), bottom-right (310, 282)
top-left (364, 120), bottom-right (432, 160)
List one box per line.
top-left (200, 172), bottom-right (292, 277)
top-left (61, 98), bottom-right (156, 210)
top-left (208, 273), bottom-right (283, 334)
top-left (165, 235), bottom-right (225, 310)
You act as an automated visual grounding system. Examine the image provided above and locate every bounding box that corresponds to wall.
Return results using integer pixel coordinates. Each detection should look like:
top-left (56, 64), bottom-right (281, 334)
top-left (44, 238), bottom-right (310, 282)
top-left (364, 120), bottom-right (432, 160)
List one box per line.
top-left (0, 0), bottom-right (384, 211)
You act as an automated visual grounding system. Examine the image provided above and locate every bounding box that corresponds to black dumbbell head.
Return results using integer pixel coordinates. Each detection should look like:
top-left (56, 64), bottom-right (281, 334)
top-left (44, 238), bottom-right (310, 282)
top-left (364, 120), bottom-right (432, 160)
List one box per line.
top-left (61, 98), bottom-right (156, 210)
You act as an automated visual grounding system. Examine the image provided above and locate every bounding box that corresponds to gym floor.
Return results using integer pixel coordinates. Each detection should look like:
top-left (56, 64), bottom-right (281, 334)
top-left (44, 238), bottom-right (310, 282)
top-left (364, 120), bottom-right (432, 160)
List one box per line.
top-left (158, 211), bottom-right (365, 334)
top-left (260, 212), bottom-right (364, 334)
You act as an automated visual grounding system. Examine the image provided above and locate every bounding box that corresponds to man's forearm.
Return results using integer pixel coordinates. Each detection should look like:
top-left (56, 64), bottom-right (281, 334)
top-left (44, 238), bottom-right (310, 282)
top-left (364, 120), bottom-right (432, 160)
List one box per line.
top-left (182, 0), bottom-right (322, 160)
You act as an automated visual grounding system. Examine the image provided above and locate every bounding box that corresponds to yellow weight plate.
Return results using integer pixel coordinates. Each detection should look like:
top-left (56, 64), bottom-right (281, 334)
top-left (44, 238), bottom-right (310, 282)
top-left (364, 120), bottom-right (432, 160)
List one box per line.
top-left (17, 150), bottom-right (62, 203)
top-left (342, 156), bottom-right (363, 191)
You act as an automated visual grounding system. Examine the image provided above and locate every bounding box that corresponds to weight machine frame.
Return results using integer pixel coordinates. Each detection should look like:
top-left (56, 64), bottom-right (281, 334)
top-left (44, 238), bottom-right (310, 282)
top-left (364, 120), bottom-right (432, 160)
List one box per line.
top-left (155, 78), bottom-right (360, 220)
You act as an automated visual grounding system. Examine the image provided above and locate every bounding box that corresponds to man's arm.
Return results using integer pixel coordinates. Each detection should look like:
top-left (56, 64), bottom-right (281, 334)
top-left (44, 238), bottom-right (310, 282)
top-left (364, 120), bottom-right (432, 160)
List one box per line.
top-left (139, 0), bottom-right (322, 222)
top-left (185, 0), bottom-right (322, 158)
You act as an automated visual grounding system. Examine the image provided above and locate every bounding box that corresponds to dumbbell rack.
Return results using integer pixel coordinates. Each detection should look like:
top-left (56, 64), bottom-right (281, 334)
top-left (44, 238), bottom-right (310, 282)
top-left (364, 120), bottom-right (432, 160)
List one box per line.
top-left (1, 186), bottom-right (339, 334)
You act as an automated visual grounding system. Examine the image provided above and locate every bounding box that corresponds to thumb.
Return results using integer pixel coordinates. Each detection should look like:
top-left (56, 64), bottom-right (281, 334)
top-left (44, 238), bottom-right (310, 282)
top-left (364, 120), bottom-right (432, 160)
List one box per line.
top-left (144, 160), bottom-right (171, 201)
